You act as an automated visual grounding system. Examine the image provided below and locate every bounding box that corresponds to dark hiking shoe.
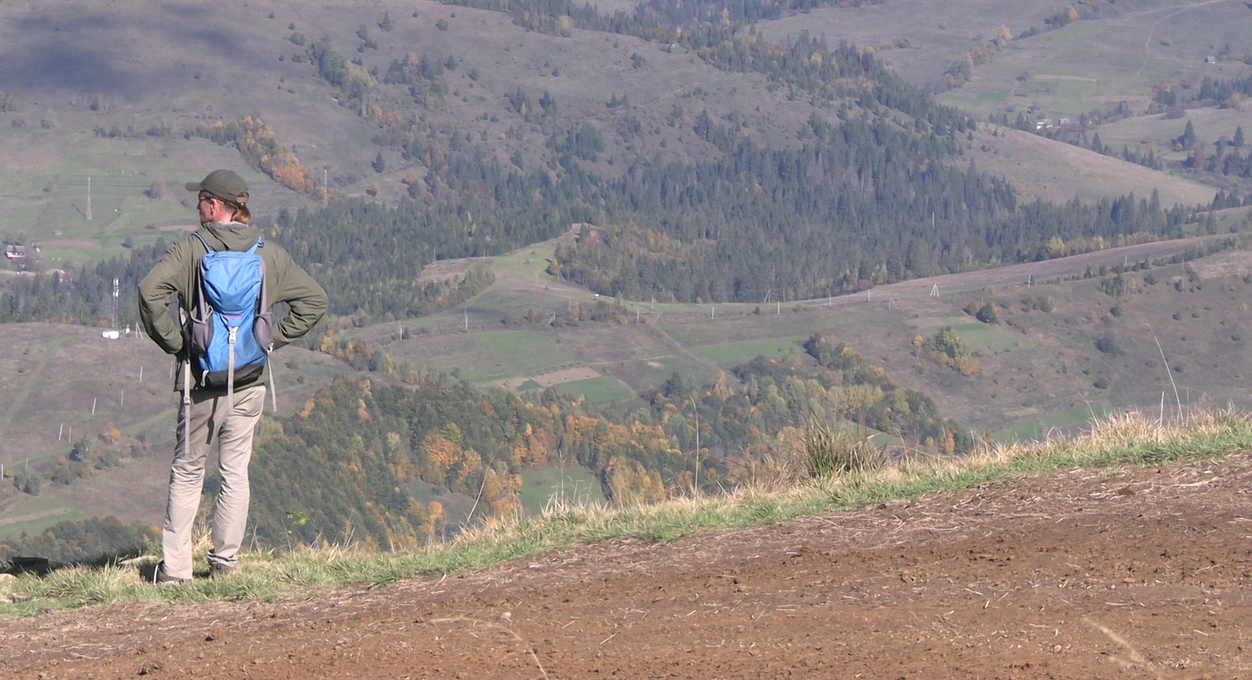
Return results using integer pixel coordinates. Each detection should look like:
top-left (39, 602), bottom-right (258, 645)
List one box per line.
top-left (208, 562), bottom-right (236, 578)
top-left (152, 562), bottom-right (191, 587)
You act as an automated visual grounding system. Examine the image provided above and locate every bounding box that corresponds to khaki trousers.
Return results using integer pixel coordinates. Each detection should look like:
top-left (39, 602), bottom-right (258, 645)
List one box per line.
top-left (162, 384), bottom-right (265, 580)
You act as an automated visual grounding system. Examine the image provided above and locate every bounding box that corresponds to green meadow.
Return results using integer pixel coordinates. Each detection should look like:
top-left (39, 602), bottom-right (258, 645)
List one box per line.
top-left (518, 466), bottom-right (606, 516)
top-left (554, 376), bottom-right (636, 404)
top-left (434, 330), bottom-right (575, 384)
top-left (690, 336), bottom-right (808, 364)
top-left (994, 403), bottom-right (1117, 443)
top-left (0, 495), bottom-right (84, 540)
top-left (912, 318), bottom-right (1038, 352)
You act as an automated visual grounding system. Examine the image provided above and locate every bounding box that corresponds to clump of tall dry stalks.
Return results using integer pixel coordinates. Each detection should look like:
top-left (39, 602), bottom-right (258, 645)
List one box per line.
top-left (801, 416), bottom-right (889, 478)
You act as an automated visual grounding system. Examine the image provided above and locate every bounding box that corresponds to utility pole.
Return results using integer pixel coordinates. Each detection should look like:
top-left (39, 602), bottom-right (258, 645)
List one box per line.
top-left (689, 395), bottom-right (700, 495)
top-left (86, 177), bottom-right (92, 221)
top-left (323, 168), bottom-right (328, 207)
top-left (112, 278), bottom-right (120, 331)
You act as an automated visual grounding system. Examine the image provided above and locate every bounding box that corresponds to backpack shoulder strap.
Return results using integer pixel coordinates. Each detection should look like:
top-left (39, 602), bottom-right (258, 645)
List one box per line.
top-left (191, 231), bottom-right (214, 254)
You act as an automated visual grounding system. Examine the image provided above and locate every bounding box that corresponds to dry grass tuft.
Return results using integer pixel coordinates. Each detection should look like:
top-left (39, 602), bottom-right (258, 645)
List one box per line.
top-left (801, 417), bottom-right (889, 478)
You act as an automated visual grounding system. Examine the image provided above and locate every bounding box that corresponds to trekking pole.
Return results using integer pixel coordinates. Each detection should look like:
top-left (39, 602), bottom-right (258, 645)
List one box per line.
top-left (182, 358), bottom-right (191, 460)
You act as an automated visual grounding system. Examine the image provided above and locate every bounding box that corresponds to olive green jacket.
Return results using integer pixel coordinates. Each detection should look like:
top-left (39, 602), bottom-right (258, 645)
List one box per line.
top-left (137, 221), bottom-right (328, 388)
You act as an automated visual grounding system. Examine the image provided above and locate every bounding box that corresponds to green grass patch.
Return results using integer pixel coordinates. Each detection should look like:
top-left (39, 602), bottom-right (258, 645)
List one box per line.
top-left (518, 466), bottom-right (605, 516)
top-left (406, 479), bottom-right (476, 530)
top-left (554, 376), bottom-right (636, 404)
top-left (450, 330), bottom-right (574, 384)
top-left (995, 403), bottom-right (1116, 443)
top-left (485, 244), bottom-right (557, 280)
top-left (0, 497), bottom-right (84, 541)
top-left (690, 335), bottom-right (807, 363)
top-left (913, 318), bottom-right (1037, 352)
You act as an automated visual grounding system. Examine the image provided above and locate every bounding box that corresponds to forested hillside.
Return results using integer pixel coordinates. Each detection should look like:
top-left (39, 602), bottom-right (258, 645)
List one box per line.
top-left (227, 335), bottom-right (968, 550)
top-left (1, 0), bottom-right (1246, 561)
top-left (1, 335), bottom-right (966, 559)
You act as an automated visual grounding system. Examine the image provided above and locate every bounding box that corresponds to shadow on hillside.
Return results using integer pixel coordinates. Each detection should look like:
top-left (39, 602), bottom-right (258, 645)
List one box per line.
top-left (2, 547), bottom-right (153, 578)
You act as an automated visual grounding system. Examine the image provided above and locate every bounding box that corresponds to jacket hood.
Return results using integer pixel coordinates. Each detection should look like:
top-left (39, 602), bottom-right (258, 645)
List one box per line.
top-left (199, 221), bottom-right (263, 251)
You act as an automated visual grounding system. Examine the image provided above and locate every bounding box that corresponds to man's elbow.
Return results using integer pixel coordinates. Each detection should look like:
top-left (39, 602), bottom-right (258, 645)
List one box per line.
top-left (307, 296), bottom-right (329, 323)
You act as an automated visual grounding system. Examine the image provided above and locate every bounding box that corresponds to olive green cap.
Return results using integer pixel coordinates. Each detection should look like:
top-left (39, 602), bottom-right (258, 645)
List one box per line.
top-left (185, 169), bottom-right (248, 205)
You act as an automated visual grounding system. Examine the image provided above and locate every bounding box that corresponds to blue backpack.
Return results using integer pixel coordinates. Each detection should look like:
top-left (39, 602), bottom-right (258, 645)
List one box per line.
top-left (186, 232), bottom-right (273, 398)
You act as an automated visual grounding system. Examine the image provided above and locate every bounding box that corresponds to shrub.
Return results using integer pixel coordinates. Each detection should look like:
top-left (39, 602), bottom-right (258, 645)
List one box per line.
top-left (975, 302), bottom-right (997, 323)
top-left (801, 418), bottom-right (887, 478)
top-left (13, 469), bottom-right (41, 495)
top-left (922, 326), bottom-right (981, 375)
top-left (1094, 331), bottom-right (1123, 356)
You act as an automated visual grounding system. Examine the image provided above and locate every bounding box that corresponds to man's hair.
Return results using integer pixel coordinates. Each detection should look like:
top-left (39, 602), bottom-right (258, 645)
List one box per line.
top-left (227, 202), bottom-right (251, 224)
top-left (202, 193), bottom-right (251, 224)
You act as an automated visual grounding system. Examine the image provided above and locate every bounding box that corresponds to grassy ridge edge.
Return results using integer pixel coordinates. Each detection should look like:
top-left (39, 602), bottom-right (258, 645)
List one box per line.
top-left (2, 408), bottom-right (1249, 615)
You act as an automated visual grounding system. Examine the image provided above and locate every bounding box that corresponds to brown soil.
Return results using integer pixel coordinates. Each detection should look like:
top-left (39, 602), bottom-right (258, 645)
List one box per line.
top-left (5, 453), bottom-right (1252, 679)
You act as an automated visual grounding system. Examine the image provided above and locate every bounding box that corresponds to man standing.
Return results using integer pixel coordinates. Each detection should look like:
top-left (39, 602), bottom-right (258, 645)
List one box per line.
top-left (138, 169), bottom-right (327, 583)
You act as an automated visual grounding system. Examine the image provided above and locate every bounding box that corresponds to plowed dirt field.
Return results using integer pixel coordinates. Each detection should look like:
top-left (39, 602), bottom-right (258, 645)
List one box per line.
top-left (4, 453), bottom-right (1252, 679)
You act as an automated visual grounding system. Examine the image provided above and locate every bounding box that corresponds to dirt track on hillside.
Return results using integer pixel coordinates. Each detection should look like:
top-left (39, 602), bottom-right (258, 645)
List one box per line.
top-left (4, 453), bottom-right (1252, 679)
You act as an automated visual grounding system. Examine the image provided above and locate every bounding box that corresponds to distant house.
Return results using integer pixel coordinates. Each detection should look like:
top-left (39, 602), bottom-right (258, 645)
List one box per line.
top-left (1206, 56), bottom-right (1217, 64)
top-left (4, 245), bottom-right (26, 260)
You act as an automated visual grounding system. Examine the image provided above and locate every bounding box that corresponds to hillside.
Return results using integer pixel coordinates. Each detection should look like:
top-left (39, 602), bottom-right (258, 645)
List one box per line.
top-left (3, 0), bottom-right (1252, 556)
top-left (3, 449), bottom-right (1251, 677)
top-left (363, 231), bottom-right (1252, 437)
top-left (0, 0), bottom-right (1240, 266)
top-left (4, 228), bottom-right (1250, 547)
